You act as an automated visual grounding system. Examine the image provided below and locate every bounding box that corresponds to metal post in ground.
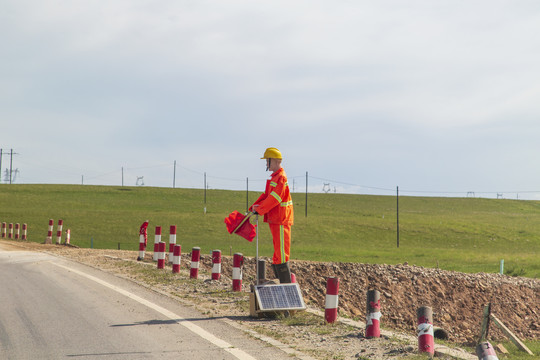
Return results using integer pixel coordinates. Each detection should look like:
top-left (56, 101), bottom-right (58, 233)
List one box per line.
top-left (211, 250), bottom-right (221, 280)
top-left (157, 242), bottom-right (166, 269)
top-left (325, 277), bottom-right (339, 323)
top-left (366, 289), bottom-right (381, 338)
top-left (417, 306), bottom-right (435, 357)
top-left (169, 225), bottom-right (177, 263)
top-left (476, 342), bottom-right (499, 360)
top-left (153, 226), bottom-right (162, 261)
top-left (190, 247), bottom-right (201, 279)
top-left (56, 219), bottom-right (63, 244)
top-left (172, 245), bottom-right (181, 273)
top-left (257, 259), bottom-right (266, 283)
top-left (232, 253), bottom-right (243, 291)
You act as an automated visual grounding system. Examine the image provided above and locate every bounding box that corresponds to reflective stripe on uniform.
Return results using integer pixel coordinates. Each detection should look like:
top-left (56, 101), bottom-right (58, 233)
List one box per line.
top-left (270, 181), bottom-right (277, 187)
top-left (270, 191), bottom-right (282, 203)
top-left (280, 225), bottom-right (285, 263)
top-left (280, 201), bottom-right (293, 207)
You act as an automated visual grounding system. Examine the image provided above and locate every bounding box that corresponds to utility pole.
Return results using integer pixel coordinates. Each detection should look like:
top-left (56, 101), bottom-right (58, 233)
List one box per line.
top-left (396, 186), bottom-right (400, 248)
top-left (305, 171), bottom-right (308, 217)
top-left (173, 160), bottom-right (176, 188)
top-left (0, 149), bottom-right (2, 184)
top-left (204, 172), bottom-right (207, 214)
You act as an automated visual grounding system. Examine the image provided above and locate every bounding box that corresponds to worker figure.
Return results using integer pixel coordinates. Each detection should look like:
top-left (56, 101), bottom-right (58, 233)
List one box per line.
top-left (250, 147), bottom-right (294, 283)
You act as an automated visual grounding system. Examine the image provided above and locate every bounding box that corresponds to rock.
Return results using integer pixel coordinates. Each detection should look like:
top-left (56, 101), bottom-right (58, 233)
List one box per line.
top-left (404, 345), bottom-right (415, 352)
top-left (495, 343), bottom-right (509, 354)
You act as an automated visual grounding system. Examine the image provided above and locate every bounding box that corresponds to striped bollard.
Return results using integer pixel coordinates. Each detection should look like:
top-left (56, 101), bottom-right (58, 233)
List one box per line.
top-left (1, 222), bottom-right (6, 238)
top-left (56, 219), bottom-right (63, 244)
top-left (153, 226), bottom-right (162, 261)
top-left (15, 223), bottom-right (20, 240)
top-left (232, 253), bottom-right (243, 291)
top-left (476, 342), bottom-right (499, 360)
top-left (138, 232), bottom-right (146, 260)
top-left (211, 250), bottom-right (221, 280)
top-left (169, 225), bottom-right (177, 263)
top-left (65, 229), bottom-right (71, 244)
top-left (417, 306), bottom-right (435, 357)
top-left (366, 289), bottom-right (381, 338)
top-left (22, 223), bottom-right (27, 240)
top-left (325, 277), bottom-right (339, 323)
top-left (8, 223), bottom-right (13, 239)
top-left (172, 245), bottom-right (181, 273)
top-left (190, 247), bottom-right (201, 279)
top-left (47, 219), bottom-right (54, 243)
top-left (157, 242), bottom-right (166, 269)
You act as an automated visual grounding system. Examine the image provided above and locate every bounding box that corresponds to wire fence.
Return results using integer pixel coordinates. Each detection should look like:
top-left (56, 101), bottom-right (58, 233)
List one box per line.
top-left (3, 158), bottom-right (540, 201)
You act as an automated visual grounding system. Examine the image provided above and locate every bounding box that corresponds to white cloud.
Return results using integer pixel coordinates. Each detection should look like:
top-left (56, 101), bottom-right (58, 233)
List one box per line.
top-left (2, 0), bottom-right (540, 196)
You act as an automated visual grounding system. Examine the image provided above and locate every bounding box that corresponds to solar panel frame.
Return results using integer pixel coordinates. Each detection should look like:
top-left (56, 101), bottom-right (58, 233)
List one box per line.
top-left (254, 283), bottom-right (306, 312)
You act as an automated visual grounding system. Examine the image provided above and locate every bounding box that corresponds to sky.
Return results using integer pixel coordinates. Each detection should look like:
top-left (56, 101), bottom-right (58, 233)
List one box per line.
top-left (2, 1), bottom-right (540, 199)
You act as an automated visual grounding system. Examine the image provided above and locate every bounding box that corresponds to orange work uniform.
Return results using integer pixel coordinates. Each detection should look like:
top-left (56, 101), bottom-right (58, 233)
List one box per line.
top-left (250, 167), bottom-right (294, 264)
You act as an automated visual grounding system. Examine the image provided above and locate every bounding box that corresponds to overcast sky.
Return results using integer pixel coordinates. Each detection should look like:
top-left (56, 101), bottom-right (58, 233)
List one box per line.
top-left (2, 1), bottom-right (540, 199)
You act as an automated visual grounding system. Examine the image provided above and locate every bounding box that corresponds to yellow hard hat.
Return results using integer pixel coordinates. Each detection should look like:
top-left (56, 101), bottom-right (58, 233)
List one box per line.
top-left (261, 147), bottom-right (282, 159)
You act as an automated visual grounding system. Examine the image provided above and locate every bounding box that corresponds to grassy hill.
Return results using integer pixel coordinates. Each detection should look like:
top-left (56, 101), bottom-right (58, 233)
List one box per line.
top-left (1, 184), bottom-right (539, 278)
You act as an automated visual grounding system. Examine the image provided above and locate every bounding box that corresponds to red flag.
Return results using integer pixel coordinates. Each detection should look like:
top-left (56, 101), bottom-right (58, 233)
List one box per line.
top-left (224, 211), bottom-right (256, 242)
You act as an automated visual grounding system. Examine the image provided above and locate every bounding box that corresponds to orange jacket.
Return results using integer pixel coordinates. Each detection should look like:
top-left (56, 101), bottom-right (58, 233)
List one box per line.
top-left (250, 168), bottom-right (294, 225)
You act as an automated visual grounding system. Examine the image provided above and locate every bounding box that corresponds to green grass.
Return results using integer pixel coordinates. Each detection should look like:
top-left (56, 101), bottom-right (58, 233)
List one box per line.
top-left (496, 339), bottom-right (540, 359)
top-left (1, 184), bottom-right (539, 278)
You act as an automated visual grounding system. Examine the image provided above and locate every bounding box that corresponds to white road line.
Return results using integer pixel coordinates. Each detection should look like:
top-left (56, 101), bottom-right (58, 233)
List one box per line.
top-left (51, 262), bottom-right (256, 360)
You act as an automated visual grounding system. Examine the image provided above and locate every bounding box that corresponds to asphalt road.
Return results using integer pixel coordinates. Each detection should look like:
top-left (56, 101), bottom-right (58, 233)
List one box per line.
top-left (0, 245), bottom-right (298, 359)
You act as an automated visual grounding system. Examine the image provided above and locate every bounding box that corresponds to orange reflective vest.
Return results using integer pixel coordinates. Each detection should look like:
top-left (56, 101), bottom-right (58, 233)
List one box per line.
top-left (251, 168), bottom-right (294, 225)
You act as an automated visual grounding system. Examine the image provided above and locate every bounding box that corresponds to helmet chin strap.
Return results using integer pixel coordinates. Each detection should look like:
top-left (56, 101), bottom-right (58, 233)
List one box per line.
top-left (266, 158), bottom-right (271, 171)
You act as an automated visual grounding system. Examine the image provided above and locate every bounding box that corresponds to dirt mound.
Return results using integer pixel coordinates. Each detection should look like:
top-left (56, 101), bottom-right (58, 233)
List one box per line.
top-left (215, 256), bottom-right (539, 345)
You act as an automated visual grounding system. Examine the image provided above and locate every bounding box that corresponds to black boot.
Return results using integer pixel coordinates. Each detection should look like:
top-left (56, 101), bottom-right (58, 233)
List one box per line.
top-left (275, 262), bottom-right (292, 284)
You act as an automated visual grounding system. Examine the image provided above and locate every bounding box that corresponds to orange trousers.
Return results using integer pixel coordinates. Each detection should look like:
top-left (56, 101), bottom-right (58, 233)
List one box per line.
top-left (269, 224), bottom-right (291, 265)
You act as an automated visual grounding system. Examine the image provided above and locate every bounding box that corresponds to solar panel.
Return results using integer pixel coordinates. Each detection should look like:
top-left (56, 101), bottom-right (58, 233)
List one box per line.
top-left (254, 283), bottom-right (306, 311)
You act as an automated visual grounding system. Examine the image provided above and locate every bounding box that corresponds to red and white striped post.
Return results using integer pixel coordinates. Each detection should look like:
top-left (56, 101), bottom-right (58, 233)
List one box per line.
top-left (1, 222), bottom-right (6, 238)
top-left (8, 223), bottom-right (13, 239)
top-left (65, 229), bottom-right (71, 244)
top-left (137, 221), bottom-right (148, 261)
top-left (15, 223), bottom-right (20, 240)
top-left (417, 306), bottom-right (435, 357)
top-left (169, 225), bottom-right (177, 263)
top-left (325, 277), bottom-right (340, 323)
top-left (211, 250), bottom-right (221, 280)
top-left (366, 289), bottom-right (381, 338)
top-left (56, 219), bottom-right (63, 244)
top-left (22, 223), bottom-right (27, 240)
top-left (190, 247), bottom-right (201, 279)
top-left (138, 231), bottom-right (146, 260)
top-left (46, 219), bottom-right (54, 243)
top-left (232, 253), bottom-right (243, 291)
top-left (291, 273), bottom-right (297, 283)
top-left (476, 342), bottom-right (499, 360)
top-left (153, 226), bottom-right (162, 261)
top-left (172, 244), bottom-right (181, 273)
top-left (157, 242), bottom-right (166, 269)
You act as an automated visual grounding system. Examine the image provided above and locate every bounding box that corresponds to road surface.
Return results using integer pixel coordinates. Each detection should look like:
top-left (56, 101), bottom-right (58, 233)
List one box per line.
top-left (0, 244), bottom-right (300, 359)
